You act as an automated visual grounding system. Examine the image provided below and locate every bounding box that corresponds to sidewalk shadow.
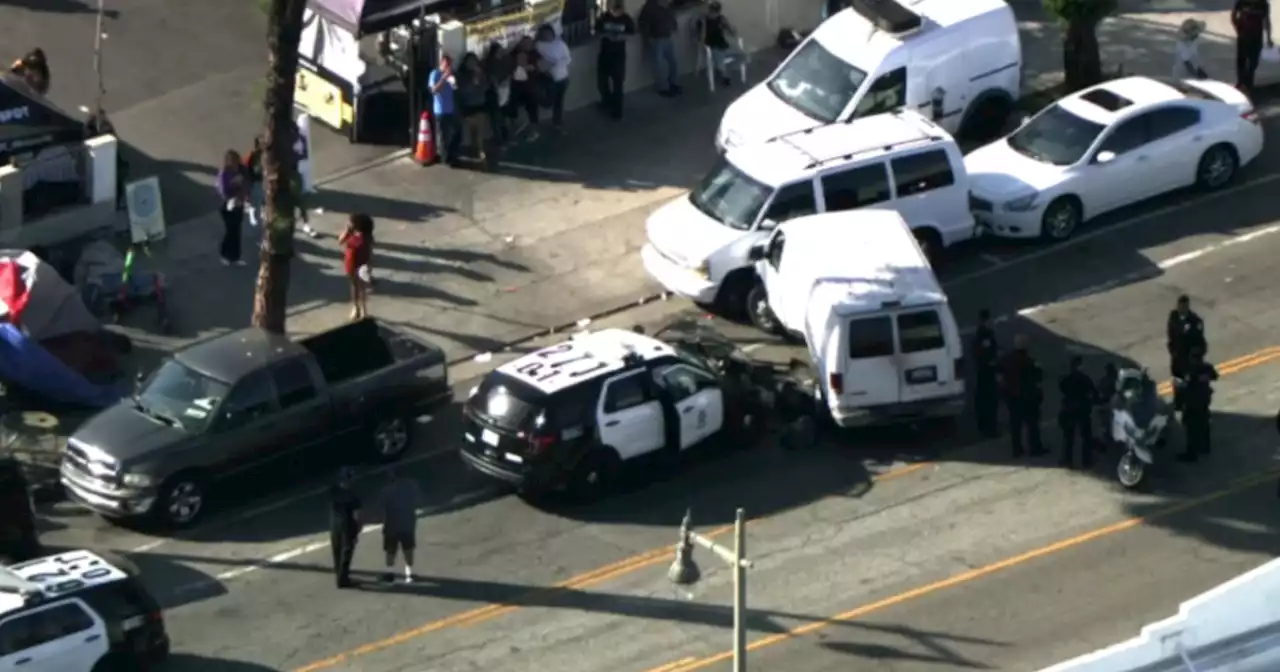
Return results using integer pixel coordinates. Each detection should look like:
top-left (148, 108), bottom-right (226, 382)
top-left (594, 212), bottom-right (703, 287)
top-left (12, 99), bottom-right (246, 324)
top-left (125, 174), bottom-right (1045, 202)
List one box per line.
top-left (158, 655), bottom-right (283, 672)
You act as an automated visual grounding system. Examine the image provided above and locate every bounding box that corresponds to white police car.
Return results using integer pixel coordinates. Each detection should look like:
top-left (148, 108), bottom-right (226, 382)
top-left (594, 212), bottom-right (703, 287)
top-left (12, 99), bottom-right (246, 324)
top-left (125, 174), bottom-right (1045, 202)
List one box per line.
top-left (460, 328), bottom-right (754, 500)
top-left (0, 550), bottom-right (169, 671)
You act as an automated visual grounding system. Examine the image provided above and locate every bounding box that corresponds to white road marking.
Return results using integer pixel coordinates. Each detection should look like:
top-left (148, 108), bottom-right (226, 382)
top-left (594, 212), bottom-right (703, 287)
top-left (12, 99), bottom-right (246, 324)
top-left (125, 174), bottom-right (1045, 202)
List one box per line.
top-left (123, 173), bottom-right (1280, 555)
top-left (977, 253), bottom-right (1007, 267)
top-left (168, 487), bottom-right (500, 595)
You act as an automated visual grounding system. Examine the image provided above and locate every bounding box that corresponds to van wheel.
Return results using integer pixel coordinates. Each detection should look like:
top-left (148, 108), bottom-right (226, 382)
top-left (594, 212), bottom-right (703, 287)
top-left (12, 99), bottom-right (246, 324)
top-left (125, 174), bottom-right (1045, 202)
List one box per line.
top-left (1040, 196), bottom-right (1082, 241)
top-left (912, 228), bottom-right (943, 264)
top-left (370, 415), bottom-right (413, 462)
top-left (745, 283), bottom-right (782, 334)
top-left (568, 446), bottom-right (622, 502)
top-left (155, 472), bottom-right (208, 529)
top-left (961, 95), bottom-right (1013, 143)
top-left (1196, 144), bottom-right (1238, 191)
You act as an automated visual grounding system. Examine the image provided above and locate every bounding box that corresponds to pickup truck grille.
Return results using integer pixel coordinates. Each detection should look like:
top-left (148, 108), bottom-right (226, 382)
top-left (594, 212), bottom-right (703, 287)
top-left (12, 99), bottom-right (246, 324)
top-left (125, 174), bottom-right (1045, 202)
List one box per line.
top-left (64, 441), bottom-right (118, 480)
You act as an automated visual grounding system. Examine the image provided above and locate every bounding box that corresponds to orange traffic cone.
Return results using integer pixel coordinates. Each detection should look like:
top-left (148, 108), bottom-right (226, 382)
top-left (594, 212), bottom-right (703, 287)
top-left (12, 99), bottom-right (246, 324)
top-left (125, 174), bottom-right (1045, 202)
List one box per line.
top-left (413, 112), bottom-right (436, 165)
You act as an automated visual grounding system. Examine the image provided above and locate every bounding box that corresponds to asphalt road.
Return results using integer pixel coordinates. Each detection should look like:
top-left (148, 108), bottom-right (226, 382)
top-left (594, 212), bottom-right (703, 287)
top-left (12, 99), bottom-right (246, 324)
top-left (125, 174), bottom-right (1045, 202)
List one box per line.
top-left (22, 126), bottom-right (1280, 671)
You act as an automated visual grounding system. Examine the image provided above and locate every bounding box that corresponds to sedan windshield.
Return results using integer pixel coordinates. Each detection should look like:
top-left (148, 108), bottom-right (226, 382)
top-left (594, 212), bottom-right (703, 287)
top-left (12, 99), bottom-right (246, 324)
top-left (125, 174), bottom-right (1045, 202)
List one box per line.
top-left (767, 39), bottom-right (867, 122)
top-left (688, 158), bottom-right (773, 231)
top-left (1006, 104), bottom-right (1107, 166)
top-left (136, 360), bottom-right (230, 433)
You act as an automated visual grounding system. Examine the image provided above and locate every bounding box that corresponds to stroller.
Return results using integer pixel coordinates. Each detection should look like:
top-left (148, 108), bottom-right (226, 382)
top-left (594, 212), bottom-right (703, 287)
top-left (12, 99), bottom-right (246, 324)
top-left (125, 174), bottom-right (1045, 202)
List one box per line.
top-left (75, 241), bottom-right (172, 334)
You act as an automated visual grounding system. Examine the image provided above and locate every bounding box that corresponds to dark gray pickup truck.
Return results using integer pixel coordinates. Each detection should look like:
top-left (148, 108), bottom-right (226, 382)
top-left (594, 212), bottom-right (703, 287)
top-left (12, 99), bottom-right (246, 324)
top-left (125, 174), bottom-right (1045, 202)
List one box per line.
top-left (59, 319), bottom-right (449, 528)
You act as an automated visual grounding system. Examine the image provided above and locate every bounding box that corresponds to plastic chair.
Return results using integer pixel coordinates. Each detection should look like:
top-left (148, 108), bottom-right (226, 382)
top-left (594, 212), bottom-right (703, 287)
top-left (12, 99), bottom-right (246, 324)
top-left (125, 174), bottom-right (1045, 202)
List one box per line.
top-left (696, 36), bottom-right (749, 92)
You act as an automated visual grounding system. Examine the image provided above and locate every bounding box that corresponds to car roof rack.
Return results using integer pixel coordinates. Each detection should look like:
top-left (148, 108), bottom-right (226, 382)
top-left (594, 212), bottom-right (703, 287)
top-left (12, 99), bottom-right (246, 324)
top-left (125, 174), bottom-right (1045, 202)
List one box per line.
top-left (850, 0), bottom-right (923, 35)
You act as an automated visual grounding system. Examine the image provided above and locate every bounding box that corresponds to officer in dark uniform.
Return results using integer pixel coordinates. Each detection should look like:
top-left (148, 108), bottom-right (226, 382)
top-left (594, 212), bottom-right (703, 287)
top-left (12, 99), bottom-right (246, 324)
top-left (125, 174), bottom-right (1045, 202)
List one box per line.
top-left (329, 467), bottom-right (362, 588)
top-left (1178, 348), bottom-right (1218, 462)
top-left (999, 334), bottom-right (1046, 457)
top-left (972, 309), bottom-right (1000, 437)
top-left (1058, 355), bottom-right (1098, 469)
top-left (1166, 295), bottom-right (1206, 410)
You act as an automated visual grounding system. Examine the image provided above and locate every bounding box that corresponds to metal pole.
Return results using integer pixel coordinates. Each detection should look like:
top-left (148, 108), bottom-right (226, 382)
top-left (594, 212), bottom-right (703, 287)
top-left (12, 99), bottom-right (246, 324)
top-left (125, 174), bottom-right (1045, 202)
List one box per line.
top-left (733, 507), bottom-right (746, 672)
top-left (93, 0), bottom-right (106, 111)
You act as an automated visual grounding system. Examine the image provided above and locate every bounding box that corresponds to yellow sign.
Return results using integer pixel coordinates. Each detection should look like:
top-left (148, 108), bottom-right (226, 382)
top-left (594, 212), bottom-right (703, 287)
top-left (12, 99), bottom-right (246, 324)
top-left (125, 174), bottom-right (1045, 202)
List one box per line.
top-left (464, 0), bottom-right (565, 54)
top-left (295, 65), bottom-right (353, 131)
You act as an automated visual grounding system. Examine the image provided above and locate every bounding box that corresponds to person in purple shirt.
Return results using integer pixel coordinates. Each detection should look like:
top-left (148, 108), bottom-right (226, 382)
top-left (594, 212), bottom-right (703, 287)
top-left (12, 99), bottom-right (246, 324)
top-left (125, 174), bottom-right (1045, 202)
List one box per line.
top-left (216, 150), bottom-right (247, 266)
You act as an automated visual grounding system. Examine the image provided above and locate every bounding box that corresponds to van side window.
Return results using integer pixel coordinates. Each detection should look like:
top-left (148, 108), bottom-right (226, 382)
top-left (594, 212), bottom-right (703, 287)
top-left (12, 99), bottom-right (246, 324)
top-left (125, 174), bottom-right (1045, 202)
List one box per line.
top-left (852, 67), bottom-right (907, 119)
top-left (762, 181), bottom-right (817, 226)
top-left (890, 149), bottom-right (955, 197)
top-left (847, 316), bottom-right (895, 359)
top-left (821, 163), bottom-right (891, 210)
top-left (897, 310), bottom-right (946, 353)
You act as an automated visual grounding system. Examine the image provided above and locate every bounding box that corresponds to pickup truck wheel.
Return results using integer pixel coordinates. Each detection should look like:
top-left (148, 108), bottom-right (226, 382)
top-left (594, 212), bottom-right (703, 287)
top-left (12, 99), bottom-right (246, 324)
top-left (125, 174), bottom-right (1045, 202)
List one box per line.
top-left (156, 473), bottom-right (206, 529)
top-left (371, 416), bottom-right (413, 462)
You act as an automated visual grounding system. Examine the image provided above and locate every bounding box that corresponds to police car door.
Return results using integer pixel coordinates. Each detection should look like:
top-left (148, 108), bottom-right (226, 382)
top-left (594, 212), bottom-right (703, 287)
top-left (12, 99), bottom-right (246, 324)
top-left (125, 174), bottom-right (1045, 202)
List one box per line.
top-left (653, 364), bottom-right (724, 449)
top-left (597, 371), bottom-right (665, 459)
top-left (0, 599), bottom-right (108, 672)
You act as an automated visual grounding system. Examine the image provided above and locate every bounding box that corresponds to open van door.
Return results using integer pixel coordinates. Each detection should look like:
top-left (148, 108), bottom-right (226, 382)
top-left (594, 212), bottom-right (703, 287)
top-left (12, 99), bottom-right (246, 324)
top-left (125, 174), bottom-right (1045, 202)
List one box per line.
top-left (892, 307), bottom-right (961, 403)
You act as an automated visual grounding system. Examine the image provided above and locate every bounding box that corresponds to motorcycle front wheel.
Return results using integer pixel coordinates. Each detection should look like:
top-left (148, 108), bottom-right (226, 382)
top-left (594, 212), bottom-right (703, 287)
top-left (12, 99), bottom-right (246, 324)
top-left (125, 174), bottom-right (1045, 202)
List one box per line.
top-left (1117, 451), bottom-right (1146, 489)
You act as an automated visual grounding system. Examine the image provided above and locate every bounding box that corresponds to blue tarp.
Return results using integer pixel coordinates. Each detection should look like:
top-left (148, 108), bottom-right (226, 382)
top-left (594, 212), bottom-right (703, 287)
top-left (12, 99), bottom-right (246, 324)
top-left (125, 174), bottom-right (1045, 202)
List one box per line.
top-left (0, 324), bottom-right (123, 408)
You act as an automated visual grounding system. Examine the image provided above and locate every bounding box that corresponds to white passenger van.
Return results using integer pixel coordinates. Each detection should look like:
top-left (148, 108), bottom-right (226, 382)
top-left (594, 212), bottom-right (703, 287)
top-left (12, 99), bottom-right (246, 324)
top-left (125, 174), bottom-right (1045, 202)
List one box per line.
top-left (747, 210), bottom-right (965, 428)
top-left (643, 109), bottom-right (973, 316)
top-left (716, 0), bottom-right (1021, 153)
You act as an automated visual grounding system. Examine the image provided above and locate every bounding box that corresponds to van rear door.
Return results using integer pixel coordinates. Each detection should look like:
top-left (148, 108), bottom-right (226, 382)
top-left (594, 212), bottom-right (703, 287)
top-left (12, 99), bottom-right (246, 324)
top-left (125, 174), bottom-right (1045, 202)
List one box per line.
top-left (834, 314), bottom-right (900, 410)
top-left (893, 306), bottom-right (960, 403)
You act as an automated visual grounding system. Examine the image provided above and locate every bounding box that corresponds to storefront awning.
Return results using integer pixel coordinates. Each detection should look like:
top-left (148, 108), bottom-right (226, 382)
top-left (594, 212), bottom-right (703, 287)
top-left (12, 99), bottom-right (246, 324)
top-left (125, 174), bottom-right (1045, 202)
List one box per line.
top-left (307, 0), bottom-right (463, 36)
top-left (0, 74), bottom-right (84, 162)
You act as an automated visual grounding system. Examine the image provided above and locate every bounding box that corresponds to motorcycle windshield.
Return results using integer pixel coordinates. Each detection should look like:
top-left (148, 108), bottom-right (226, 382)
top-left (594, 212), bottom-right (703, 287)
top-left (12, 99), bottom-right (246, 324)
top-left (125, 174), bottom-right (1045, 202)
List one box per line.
top-left (1123, 381), bottom-right (1160, 428)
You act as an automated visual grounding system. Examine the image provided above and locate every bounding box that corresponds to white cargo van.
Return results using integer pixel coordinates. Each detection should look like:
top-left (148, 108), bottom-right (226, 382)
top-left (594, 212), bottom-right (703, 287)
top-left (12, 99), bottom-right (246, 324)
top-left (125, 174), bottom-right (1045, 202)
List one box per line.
top-left (747, 210), bottom-right (965, 428)
top-left (643, 109), bottom-right (974, 317)
top-left (717, 0), bottom-right (1021, 153)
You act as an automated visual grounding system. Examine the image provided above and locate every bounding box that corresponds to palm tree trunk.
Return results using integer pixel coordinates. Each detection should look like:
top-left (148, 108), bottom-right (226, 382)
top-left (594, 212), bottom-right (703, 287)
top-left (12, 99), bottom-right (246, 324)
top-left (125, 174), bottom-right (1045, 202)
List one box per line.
top-left (251, 0), bottom-right (308, 334)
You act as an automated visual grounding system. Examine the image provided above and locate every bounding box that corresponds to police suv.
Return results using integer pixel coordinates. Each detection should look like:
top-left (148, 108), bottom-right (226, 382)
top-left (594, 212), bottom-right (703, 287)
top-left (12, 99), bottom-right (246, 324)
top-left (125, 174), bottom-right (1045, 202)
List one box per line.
top-left (460, 328), bottom-right (752, 499)
top-left (0, 550), bottom-right (170, 671)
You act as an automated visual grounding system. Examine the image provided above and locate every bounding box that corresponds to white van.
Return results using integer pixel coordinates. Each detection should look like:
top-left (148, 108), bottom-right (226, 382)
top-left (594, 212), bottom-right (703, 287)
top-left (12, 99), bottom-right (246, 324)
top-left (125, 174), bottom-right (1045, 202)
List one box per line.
top-left (717, 0), bottom-right (1020, 153)
top-left (642, 109), bottom-right (974, 316)
top-left (747, 210), bottom-right (965, 428)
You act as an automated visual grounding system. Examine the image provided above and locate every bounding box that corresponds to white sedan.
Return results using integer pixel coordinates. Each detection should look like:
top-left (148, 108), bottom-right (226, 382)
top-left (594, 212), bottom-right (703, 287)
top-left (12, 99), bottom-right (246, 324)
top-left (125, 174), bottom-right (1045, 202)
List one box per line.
top-left (965, 76), bottom-right (1263, 240)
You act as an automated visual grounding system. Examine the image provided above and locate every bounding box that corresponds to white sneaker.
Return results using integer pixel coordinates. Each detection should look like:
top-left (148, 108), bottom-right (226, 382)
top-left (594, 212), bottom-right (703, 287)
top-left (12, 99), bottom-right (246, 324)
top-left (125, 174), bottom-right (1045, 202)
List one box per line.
top-left (220, 258), bottom-right (230, 266)
top-left (233, 260), bottom-right (247, 267)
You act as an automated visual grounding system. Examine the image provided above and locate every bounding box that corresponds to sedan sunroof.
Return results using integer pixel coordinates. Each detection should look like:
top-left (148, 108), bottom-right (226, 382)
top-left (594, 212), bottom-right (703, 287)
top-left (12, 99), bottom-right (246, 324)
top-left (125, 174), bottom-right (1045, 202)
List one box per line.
top-left (1079, 88), bottom-right (1134, 112)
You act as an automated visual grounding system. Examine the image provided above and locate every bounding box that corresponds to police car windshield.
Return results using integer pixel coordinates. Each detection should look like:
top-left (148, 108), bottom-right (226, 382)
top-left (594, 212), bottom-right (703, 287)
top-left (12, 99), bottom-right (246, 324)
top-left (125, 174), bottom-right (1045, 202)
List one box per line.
top-left (767, 39), bottom-right (867, 122)
top-left (136, 360), bottom-right (229, 433)
top-left (689, 158), bottom-right (772, 231)
top-left (468, 375), bottom-right (547, 432)
top-left (1007, 103), bottom-right (1106, 166)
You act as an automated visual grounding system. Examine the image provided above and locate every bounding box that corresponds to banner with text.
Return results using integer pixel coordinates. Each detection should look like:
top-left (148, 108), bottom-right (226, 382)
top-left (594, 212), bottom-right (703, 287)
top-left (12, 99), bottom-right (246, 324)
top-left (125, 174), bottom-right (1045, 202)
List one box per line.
top-left (464, 0), bottom-right (566, 55)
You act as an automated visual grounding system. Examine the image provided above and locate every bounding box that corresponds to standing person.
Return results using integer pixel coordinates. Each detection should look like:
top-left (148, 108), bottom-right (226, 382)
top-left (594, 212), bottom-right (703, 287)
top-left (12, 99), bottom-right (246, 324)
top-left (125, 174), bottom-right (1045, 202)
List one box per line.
top-left (1178, 348), bottom-right (1219, 462)
top-left (294, 117), bottom-right (321, 238)
top-left (639, 0), bottom-right (681, 96)
top-left (1174, 18), bottom-right (1209, 78)
top-left (329, 467), bottom-right (362, 589)
top-left (242, 136), bottom-right (264, 227)
top-left (510, 38), bottom-right (541, 140)
top-left (999, 334), bottom-right (1046, 458)
top-left (596, 0), bottom-right (636, 120)
top-left (484, 42), bottom-right (513, 146)
top-left (1166, 294), bottom-right (1207, 410)
top-left (215, 150), bottom-right (247, 267)
top-left (1057, 355), bottom-right (1097, 469)
top-left (429, 54), bottom-right (462, 166)
top-left (1232, 0), bottom-right (1273, 94)
top-left (972, 309), bottom-right (1000, 437)
top-left (457, 53), bottom-right (491, 163)
top-left (338, 213), bottom-right (373, 321)
top-left (378, 468), bottom-right (421, 584)
top-left (702, 2), bottom-right (743, 88)
top-left (535, 24), bottom-right (573, 132)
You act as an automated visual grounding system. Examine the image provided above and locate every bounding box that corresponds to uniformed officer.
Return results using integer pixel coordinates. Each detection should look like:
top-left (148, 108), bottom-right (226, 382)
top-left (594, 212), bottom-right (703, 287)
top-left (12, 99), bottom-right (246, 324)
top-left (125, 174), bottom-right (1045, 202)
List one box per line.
top-left (999, 334), bottom-right (1046, 457)
top-left (972, 309), bottom-right (1000, 437)
top-left (1178, 348), bottom-right (1218, 462)
top-left (329, 467), bottom-right (362, 588)
top-left (1058, 355), bottom-right (1097, 469)
top-left (1166, 295), bottom-right (1207, 409)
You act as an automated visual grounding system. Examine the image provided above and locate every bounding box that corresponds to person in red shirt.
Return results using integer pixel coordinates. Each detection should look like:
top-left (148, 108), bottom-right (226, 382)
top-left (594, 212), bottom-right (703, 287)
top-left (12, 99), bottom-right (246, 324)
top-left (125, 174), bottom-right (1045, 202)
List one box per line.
top-left (338, 213), bottom-right (374, 320)
top-left (1232, 0), bottom-right (1273, 94)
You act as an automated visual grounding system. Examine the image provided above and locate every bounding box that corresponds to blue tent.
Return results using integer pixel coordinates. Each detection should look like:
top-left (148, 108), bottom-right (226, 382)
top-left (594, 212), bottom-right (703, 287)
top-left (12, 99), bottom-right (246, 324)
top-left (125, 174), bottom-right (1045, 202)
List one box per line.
top-left (0, 324), bottom-right (123, 408)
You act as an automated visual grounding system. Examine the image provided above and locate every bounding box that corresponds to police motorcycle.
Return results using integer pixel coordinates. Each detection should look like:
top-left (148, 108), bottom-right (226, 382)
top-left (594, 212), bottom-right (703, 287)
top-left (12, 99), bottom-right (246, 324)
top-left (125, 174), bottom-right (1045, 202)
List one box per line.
top-left (1108, 368), bottom-right (1175, 489)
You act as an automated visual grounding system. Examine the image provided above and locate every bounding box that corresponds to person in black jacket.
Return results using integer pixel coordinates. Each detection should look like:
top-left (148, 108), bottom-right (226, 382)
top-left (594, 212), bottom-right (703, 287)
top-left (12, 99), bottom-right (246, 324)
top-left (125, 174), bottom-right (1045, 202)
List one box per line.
top-left (1166, 295), bottom-right (1206, 409)
top-left (999, 334), bottom-right (1046, 457)
top-left (329, 467), bottom-right (362, 588)
top-left (971, 309), bottom-right (1000, 437)
top-left (1058, 355), bottom-right (1097, 469)
top-left (596, 0), bottom-right (636, 119)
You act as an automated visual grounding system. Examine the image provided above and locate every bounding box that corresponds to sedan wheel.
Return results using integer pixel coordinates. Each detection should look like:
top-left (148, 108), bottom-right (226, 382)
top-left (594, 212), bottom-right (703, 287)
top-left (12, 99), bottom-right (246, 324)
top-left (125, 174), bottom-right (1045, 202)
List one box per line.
top-left (373, 417), bottom-right (411, 460)
top-left (163, 479), bottom-right (205, 528)
top-left (1196, 145), bottom-right (1237, 191)
top-left (1041, 198), bottom-right (1082, 241)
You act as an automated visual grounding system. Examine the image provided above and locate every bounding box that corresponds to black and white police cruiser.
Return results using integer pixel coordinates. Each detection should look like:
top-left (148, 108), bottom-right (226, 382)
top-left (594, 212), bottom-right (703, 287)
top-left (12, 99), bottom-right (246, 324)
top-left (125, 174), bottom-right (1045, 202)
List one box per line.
top-left (0, 550), bottom-right (170, 671)
top-left (460, 328), bottom-right (757, 499)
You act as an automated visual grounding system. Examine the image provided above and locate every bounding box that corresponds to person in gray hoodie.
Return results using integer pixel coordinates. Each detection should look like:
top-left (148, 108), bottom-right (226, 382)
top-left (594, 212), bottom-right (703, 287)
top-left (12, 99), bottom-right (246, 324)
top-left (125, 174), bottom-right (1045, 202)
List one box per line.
top-left (378, 468), bottom-right (421, 583)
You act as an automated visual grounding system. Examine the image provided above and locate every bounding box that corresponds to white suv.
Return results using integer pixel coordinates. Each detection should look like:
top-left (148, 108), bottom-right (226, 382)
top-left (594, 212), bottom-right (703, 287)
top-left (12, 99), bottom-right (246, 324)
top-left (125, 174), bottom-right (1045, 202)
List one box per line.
top-left (642, 109), bottom-right (975, 317)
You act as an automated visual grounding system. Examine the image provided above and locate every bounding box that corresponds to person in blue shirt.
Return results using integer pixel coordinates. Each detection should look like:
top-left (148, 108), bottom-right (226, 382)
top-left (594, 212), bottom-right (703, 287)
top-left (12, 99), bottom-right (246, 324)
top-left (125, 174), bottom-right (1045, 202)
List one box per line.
top-left (428, 55), bottom-right (462, 166)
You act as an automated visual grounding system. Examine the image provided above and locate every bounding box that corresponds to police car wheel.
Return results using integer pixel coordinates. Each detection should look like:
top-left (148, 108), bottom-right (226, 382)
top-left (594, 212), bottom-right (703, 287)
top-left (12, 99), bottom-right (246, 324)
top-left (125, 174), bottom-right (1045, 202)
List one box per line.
top-left (569, 447), bottom-right (621, 501)
top-left (157, 473), bottom-right (206, 528)
top-left (370, 416), bottom-right (413, 462)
